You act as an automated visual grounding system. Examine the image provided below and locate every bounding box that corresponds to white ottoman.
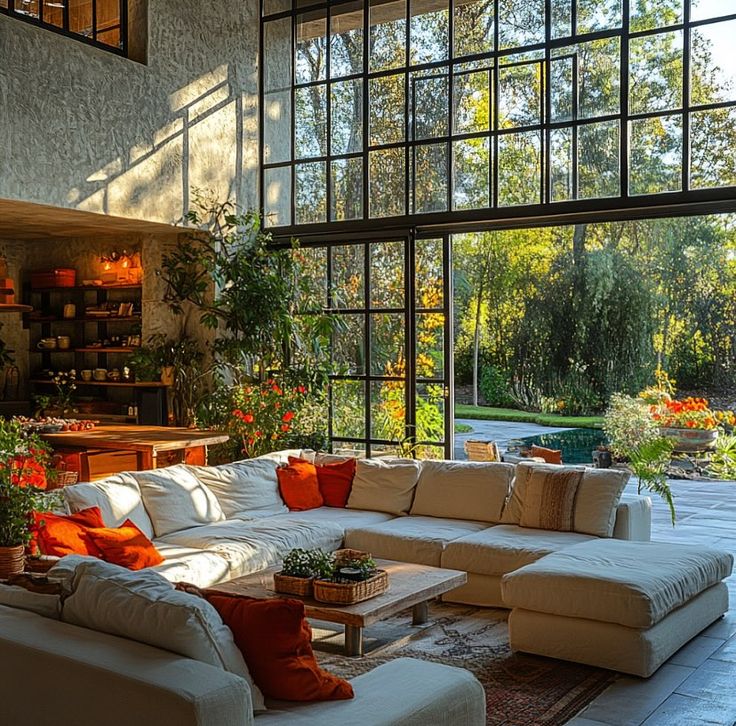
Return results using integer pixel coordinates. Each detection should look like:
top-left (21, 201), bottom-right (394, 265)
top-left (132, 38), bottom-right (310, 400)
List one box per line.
top-left (501, 539), bottom-right (733, 677)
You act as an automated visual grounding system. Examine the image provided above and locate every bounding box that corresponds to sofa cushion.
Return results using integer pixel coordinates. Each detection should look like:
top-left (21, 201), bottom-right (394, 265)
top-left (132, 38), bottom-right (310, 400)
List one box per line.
top-left (530, 445), bottom-right (562, 464)
top-left (347, 458), bottom-right (421, 516)
top-left (85, 520), bottom-right (165, 571)
top-left (519, 468), bottom-right (582, 531)
top-left (501, 538), bottom-right (734, 628)
top-left (187, 459), bottom-right (287, 518)
top-left (277, 458), bottom-right (323, 511)
top-left (63, 474), bottom-right (154, 539)
top-left (157, 517), bottom-right (344, 579)
top-left (0, 584), bottom-right (61, 620)
top-left (410, 460), bottom-right (513, 523)
top-left (344, 516), bottom-right (487, 567)
top-left (257, 449), bottom-right (316, 465)
top-left (61, 559), bottom-right (265, 712)
top-left (150, 544), bottom-right (231, 587)
top-left (502, 462), bottom-right (629, 537)
top-left (272, 506), bottom-right (396, 531)
top-left (315, 458), bottom-right (356, 508)
top-left (33, 507), bottom-right (106, 557)
top-left (131, 465), bottom-right (225, 538)
top-left (441, 524), bottom-right (595, 577)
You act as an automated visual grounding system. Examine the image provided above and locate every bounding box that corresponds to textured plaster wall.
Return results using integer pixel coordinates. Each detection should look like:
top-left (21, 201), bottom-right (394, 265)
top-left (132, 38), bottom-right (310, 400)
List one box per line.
top-left (0, 0), bottom-right (260, 225)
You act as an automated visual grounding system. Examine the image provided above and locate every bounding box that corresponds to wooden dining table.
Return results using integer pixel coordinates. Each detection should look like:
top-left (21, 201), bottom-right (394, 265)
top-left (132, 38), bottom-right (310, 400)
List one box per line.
top-left (41, 425), bottom-right (230, 480)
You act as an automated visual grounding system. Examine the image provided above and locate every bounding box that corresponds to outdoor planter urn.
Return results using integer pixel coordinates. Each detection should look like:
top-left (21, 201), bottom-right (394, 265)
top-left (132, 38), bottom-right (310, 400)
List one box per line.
top-left (660, 427), bottom-right (719, 453)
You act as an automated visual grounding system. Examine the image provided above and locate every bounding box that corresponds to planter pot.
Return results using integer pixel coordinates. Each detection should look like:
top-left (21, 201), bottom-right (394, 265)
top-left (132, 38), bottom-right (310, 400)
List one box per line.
top-left (0, 545), bottom-right (25, 579)
top-left (592, 450), bottom-right (613, 468)
top-left (660, 427), bottom-right (719, 453)
top-left (160, 367), bottom-right (175, 386)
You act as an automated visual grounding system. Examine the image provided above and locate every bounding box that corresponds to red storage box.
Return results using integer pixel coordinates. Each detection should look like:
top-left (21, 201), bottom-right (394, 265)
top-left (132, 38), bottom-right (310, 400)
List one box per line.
top-left (31, 269), bottom-right (77, 288)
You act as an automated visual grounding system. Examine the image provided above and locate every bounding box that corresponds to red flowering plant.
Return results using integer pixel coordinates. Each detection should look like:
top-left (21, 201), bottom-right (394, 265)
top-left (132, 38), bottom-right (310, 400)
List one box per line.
top-left (651, 397), bottom-right (736, 431)
top-left (228, 378), bottom-right (309, 458)
top-left (0, 420), bottom-right (55, 548)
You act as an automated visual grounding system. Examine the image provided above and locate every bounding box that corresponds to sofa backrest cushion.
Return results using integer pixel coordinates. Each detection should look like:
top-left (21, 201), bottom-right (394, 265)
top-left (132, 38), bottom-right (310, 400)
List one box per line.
top-left (63, 473), bottom-right (154, 540)
top-left (503, 462), bottom-right (629, 537)
top-left (61, 559), bottom-right (265, 713)
top-left (130, 465), bottom-right (225, 538)
top-left (187, 459), bottom-right (287, 518)
top-left (347, 458), bottom-right (421, 516)
top-left (0, 584), bottom-right (61, 620)
top-left (256, 449), bottom-right (316, 466)
top-left (410, 460), bottom-right (514, 523)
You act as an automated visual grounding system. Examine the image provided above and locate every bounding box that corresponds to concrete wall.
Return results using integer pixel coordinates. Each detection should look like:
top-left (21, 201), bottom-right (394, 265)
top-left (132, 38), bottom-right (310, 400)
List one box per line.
top-left (0, 0), bottom-right (259, 225)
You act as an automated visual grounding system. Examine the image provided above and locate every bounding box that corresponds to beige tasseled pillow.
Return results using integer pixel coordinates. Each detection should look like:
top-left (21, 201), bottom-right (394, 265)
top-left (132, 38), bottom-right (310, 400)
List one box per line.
top-left (519, 468), bottom-right (583, 532)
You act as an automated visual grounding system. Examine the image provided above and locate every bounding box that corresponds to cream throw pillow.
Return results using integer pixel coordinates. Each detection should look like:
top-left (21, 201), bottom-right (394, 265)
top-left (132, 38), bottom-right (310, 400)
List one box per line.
top-left (62, 559), bottom-right (265, 712)
top-left (347, 458), bottom-right (421, 515)
top-left (410, 460), bottom-right (514, 523)
top-left (519, 468), bottom-right (583, 531)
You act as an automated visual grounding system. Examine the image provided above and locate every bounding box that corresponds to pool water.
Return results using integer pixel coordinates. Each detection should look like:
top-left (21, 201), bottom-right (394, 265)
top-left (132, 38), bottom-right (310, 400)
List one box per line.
top-left (515, 428), bottom-right (608, 465)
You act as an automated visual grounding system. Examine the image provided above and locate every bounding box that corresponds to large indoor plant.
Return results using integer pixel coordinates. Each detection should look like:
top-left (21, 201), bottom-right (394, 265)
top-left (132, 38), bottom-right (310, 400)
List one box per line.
top-left (0, 421), bottom-right (52, 577)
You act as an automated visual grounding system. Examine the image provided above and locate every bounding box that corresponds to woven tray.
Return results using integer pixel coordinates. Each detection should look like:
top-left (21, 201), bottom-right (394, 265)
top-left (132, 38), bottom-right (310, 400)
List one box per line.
top-left (47, 470), bottom-right (79, 490)
top-left (313, 570), bottom-right (388, 605)
top-left (273, 572), bottom-right (313, 597)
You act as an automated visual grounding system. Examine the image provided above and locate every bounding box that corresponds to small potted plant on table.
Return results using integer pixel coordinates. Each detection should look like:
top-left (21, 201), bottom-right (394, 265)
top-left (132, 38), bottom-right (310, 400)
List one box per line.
top-left (312, 549), bottom-right (389, 605)
top-left (274, 548), bottom-right (334, 597)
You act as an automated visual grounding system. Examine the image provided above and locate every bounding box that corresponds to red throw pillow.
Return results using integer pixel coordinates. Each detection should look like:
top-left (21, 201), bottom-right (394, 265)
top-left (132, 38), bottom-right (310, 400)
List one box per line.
top-left (277, 458), bottom-right (323, 511)
top-left (205, 592), bottom-right (353, 702)
top-left (86, 519), bottom-right (165, 571)
top-left (33, 507), bottom-right (106, 558)
top-left (316, 458), bottom-right (356, 508)
top-left (531, 445), bottom-right (563, 465)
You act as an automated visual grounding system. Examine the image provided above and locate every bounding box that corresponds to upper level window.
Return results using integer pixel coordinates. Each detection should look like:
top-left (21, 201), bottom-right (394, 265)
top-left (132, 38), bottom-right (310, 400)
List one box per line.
top-left (0, 0), bottom-right (127, 55)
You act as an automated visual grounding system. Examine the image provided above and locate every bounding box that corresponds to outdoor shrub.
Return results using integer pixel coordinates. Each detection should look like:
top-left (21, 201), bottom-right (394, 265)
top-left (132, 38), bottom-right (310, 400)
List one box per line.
top-left (603, 393), bottom-right (659, 459)
top-left (479, 365), bottom-right (513, 406)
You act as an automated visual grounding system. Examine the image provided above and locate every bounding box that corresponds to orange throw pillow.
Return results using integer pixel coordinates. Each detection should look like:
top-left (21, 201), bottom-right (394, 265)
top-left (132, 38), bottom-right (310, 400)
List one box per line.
top-left (531, 445), bottom-right (563, 465)
top-left (205, 592), bottom-right (353, 702)
top-left (277, 458), bottom-right (323, 511)
top-left (316, 458), bottom-right (356, 508)
top-left (33, 507), bottom-right (105, 558)
top-left (86, 519), bottom-right (165, 571)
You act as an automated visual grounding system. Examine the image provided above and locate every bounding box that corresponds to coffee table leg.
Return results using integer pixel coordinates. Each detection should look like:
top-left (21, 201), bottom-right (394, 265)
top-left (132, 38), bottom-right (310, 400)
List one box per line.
top-left (344, 625), bottom-right (363, 656)
top-left (412, 601), bottom-right (429, 625)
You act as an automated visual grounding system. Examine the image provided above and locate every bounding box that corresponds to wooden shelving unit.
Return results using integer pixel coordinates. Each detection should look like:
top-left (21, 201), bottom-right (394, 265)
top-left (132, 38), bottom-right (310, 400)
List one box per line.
top-left (31, 379), bottom-right (168, 389)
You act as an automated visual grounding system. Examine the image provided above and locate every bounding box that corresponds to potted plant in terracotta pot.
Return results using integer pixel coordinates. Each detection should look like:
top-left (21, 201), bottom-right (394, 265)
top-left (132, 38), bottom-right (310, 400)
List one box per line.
top-left (0, 421), bottom-right (53, 578)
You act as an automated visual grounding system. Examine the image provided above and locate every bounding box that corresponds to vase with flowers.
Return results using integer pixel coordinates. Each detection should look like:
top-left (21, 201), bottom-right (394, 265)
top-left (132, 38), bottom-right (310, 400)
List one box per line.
top-left (650, 397), bottom-right (735, 452)
top-left (0, 420), bottom-right (53, 578)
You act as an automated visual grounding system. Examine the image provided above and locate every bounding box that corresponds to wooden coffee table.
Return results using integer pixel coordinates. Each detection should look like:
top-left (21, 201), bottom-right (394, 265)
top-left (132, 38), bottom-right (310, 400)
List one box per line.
top-left (210, 559), bottom-right (467, 656)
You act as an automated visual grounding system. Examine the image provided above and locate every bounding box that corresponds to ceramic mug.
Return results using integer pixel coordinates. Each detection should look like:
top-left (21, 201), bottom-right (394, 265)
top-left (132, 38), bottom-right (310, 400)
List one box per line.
top-left (81, 369), bottom-right (93, 382)
top-left (37, 338), bottom-right (57, 350)
top-left (93, 368), bottom-right (107, 381)
top-left (57, 336), bottom-right (71, 350)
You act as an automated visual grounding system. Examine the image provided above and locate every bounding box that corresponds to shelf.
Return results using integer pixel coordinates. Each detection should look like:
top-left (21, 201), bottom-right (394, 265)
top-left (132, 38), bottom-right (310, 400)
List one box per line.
top-left (31, 379), bottom-right (168, 389)
top-left (31, 348), bottom-right (136, 354)
top-left (0, 304), bottom-right (33, 313)
top-left (28, 284), bottom-right (142, 292)
top-left (27, 316), bottom-right (141, 324)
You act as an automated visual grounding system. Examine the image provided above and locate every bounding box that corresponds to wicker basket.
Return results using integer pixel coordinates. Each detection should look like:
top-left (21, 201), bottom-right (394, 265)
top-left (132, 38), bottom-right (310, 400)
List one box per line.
top-left (47, 470), bottom-right (79, 490)
top-left (313, 570), bottom-right (388, 605)
top-left (273, 572), bottom-right (314, 597)
top-left (463, 440), bottom-right (501, 462)
top-left (334, 548), bottom-right (372, 567)
top-left (0, 545), bottom-right (25, 580)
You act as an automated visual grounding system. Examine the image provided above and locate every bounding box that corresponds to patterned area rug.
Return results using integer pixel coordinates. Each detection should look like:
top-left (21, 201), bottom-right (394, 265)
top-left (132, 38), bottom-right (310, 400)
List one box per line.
top-left (312, 603), bottom-right (615, 726)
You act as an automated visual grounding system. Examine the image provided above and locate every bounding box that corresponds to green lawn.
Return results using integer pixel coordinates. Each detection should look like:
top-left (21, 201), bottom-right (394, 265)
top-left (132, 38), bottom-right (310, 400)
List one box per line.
top-left (454, 422), bottom-right (474, 434)
top-left (455, 404), bottom-right (604, 429)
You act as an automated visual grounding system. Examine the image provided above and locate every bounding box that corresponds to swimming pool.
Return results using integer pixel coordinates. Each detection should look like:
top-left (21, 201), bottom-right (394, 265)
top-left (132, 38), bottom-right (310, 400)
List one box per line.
top-left (514, 428), bottom-right (608, 465)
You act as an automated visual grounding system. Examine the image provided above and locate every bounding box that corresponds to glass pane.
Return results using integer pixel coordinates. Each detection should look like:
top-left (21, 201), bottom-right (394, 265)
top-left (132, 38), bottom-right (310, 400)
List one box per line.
top-left (331, 1), bottom-right (363, 78)
top-left (454, 70), bottom-right (491, 134)
top-left (296, 10), bottom-right (327, 84)
top-left (371, 240), bottom-right (405, 308)
top-left (578, 121), bottom-right (619, 199)
top-left (498, 131), bottom-right (541, 206)
top-left (550, 56), bottom-right (573, 123)
top-left (630, 0), bottom-right (682, 32)
top-left (264, 18), bottom-right (292, 93)
top-left (43, 0), bottom-right (64, 27)
top-left (370, 0), bottom-right (406, 72)
top-left (454, 0), bottom-right (494, 57)
top-left (332, 380), bottom-right (366, 439)
top-left (576, 0), bottom-right (622, 33)
top-left (369, 74), bottom-right (406, 144)
top-left (453, 138), bottom-right (490, 210)
top-left (293, 247), bottom-right (327, 309)
top-left (295, 162), bottom-right (327, 223)
top-left (333, 314), bottom-right (366, 374)
top-left (414, 143), bottom-right (448, 213)
top-left (691, 20), bottom-right (736, 106)
top-left (416, 238), bottom-right (444, 309)
top-left (371, 380), bottom-right (406, 440)
top-left (415, 444), bottom-right (445, 459)
top-left (97, 28), bottom-right (121, 48)
top-left (498, 0), bottom-right (544, 50)
top-left (416, 313), bottom-right (445, 379)
top-left (263, 166), bottom-right (291, 228)
top-left (629, 31), bottom-right (683, 114)
top-left (630, 115), bottom-right (682, 195)
top-left (577, 38), bottom-right (621, 119)
top-left (331, 244), bottom-right (365, 309)
top-left (369, 147), bottom-right (406, 218)
top-left (416, 383), bottom-right (445, 442)
top-left (331, 79), bottom-right (363, 155)
top-left (690, 107), bottom-right (736, 189)
top-left (550, 126), bottom-right (573, 201)
top-left (264, 91), bottom-right (291, 164)
top-left (498, 61), bottom-right (542, 129)
top-left (295, 85), bottom-right (327, 159)
top-left (551, 0), bottom-right (572, 38)
top-left (691, 0), bottom-right (734, 21)
top-left (264, 0), bottom-right (290, 15)
top-left (410, 0), bottom-right (449, 65)
top-left (69, 0), bottom-right (93, 35)
top-left (371, 313), bottom-right (405, 375)
top-left (413, 73), bottom-right (448, 140)
top-left (331, 158), bottom-right (364, 221)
